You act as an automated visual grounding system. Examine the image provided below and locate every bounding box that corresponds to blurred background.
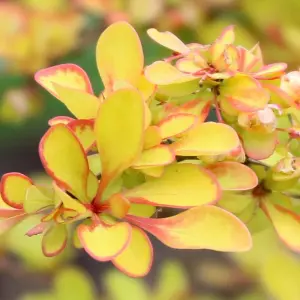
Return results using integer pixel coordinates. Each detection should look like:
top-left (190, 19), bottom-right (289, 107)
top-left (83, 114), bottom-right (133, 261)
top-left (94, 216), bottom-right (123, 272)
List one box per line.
top-left (1, 0), bottom-right (300, 299)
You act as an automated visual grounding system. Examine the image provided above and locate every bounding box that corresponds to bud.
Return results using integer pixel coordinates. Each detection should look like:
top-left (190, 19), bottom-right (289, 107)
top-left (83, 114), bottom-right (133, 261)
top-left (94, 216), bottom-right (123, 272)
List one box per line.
top-left (280, 71), bottom-right (300, 106)
top-left (238, 107), bottom-right (276, 133)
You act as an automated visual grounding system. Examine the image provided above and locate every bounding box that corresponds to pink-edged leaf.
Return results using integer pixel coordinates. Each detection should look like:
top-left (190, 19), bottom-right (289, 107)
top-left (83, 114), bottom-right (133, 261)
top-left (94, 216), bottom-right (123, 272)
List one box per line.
top-left (68, 119), bottom-right (95, 152)
top-left (78, 221), bottom-right (132, 261)
top-left (241, 129), bottom-right (277, 160)
top-left (112, 226), bottom-right (153, 277)
top-left (253, 63), bottom-right (287, 80)
top-left (126, 205), bottom-right (252, 252)
top-left (34, 64), bottom-right (93, 97)
top-left (125, 163), bottom-right (221, 208)
top-left (158, 113), bottom-right (197, 139)
top-left (206, 162), bottom-right (258, 191)
top-left (48, 116), bottom-right (75, 126)
top-left (261, 193), bottom-right (300, 252)
top-left (26, 222), bottom-right (49, 237)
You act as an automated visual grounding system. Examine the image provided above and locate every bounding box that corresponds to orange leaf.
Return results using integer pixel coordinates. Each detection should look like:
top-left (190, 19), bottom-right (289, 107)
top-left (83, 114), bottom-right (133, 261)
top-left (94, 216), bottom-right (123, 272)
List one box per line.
top-left (109, 194), bottom-right (131, 219)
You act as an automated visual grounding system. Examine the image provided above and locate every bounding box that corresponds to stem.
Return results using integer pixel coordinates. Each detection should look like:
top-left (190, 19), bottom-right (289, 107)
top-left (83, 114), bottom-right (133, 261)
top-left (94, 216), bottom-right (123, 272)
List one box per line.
top-left (92, 176), bottom-right (109, 209)
top-left (213, 91), bottom-right (223, 123)
top-left (164, 53), bottom-right (184, 63)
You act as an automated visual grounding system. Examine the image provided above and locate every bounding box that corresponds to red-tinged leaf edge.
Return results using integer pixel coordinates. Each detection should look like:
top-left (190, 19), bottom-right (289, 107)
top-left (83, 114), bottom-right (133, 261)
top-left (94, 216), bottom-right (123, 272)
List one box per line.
top-left (67, 119), bottom-right (96, 152)
top-left (42, 226), bottom-right (68, 257)
top-left (157, 113), bottom-right (197, 138)
top-left (112, 226), bottom-right (154, 278)
top-left (38, 124), bottom-right (89, 194)
top-left (34, 64), bottom-right (93, 97)
top-left (0, 172), bottom-right (33, 209)
top-left (48, 116), bottom-right (75, 126)
top-left (77, 222), bottom-right (132, 262)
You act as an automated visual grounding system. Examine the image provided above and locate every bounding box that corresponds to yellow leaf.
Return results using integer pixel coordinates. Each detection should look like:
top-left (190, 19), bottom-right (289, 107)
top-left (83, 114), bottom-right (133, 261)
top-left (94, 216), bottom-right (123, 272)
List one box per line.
top-left (53, 84), bottom-right (100, 119)
top-left (220, 75), bottom-right (269, 112)
top-left (176, 58), bottom-right (201, 73)
top-left (109, 194), bottom-right (131, 219)
top-left (53, 183), bottom-right (86, 214)
top-left (96, 22), bottom-right (143, 90)
top-left (104, 270), bottom-right (149, 300)
top-left (137, 74), bottom-right (156, 102)
top-left (147, 28), bottom-right (190, 54)
top-left (42, 224), bottom-right (68, 257)
top-left (35, 64), bottom-right (93, 97)
top-left (68, 119), bottom-right (95, 152)
top-left (145, 61), bottom-right (196, 85)
top-left (87, 154), bottom-right (102, 176)
top-left (260, 250), bottom-right (300, 300)
top-left (262, 194), bottom-right (300, 252)
top-left (78, 222), bottom-right (132, 261)
top-left (143, 126), bottom-right (162, 149)
top-left (158, 113), bottom-right (196, 139)
top-left (39, 124), bottom-right (90, 202)
top-left (124, 163), bottom-right (220, 208)
top-left (153, 261), bottom-right (189, 300)
top-left (207, 162), bottom-right (258, 190)
top-left (140, 166), bottom-right (165, 178)
top-left (24, 185), bottom-right (54, 213)
top-left (241, 130), bottom-right (277, 160)
top-left (128, 203), bottom-right (156, 218)
top-left (1, 172), bottom-right (33, 209)
top-left (133, 145), bottom-right (175, 168)
top-left (173, 122), bottom-right (240, 156)
top-left (94, 89), bottom-right (144, 196)
top-left (127, 205), bottom-right (252, 251)
top-left (113, 226), bottom-right (153, 277)
top-left (254, 63), bottom-right (287, 80)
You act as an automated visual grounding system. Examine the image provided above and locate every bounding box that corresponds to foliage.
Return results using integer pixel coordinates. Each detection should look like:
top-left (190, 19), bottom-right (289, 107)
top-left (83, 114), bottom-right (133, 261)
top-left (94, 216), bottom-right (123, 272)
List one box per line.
top-left (1, 20), bottom-right (300, 281)
top-left (20, 261), bottom-right (202, 300)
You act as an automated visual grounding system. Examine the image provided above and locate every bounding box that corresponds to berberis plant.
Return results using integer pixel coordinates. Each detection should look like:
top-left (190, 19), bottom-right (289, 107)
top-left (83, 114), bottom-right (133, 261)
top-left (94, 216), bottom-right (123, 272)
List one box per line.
top-left (1, 21), bottom-right (300, 278)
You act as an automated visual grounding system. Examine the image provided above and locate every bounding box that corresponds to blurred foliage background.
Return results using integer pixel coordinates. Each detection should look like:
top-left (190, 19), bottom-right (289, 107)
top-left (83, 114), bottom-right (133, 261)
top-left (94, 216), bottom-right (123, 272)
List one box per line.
top-left (1, 0), bottom-right (300, 299)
